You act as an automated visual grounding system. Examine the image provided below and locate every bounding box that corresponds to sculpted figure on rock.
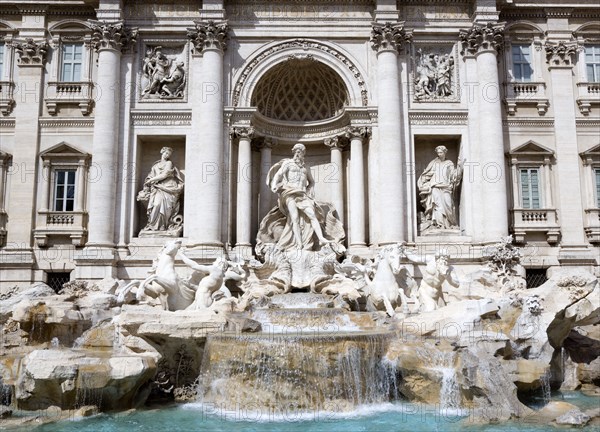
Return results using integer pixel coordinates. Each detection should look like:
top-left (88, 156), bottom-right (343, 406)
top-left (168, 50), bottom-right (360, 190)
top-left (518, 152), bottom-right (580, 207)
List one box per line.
top-left (403, 247), bottom-right (460, 312)
top-left (253, 143), bottom-right (345, 292)
top-left (259, 143), bottom-right (343, 252)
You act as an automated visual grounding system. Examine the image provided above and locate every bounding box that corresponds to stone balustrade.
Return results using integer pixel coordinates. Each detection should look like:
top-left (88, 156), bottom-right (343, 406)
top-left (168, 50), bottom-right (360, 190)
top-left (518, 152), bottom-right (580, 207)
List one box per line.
top-left (584, 208), bottom-right (600, 243)
top-left (576, 82), bottom-right (600, 115)
top-left (504, 81), bottom-right (549, 115)
top-left (45, 81), bottom-right (94, 115)
top-left (34, 210), bottom-right (88, 247)
top-left (0, 81), bottom-right (15, 116)
top-left (511, 208), bottom-right (560, 244)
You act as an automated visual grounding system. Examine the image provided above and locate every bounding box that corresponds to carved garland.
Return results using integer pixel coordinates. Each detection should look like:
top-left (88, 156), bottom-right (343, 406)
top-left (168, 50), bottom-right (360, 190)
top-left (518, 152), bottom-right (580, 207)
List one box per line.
top-left (232, 39), bottom-right (369, 107)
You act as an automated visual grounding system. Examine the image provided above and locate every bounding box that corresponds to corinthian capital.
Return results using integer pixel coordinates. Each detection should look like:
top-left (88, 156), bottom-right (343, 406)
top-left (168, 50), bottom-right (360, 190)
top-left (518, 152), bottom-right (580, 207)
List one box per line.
top-left (14, 38), bottom-right (48, 65)
top-left (545, 41), bottom-right (578, 67)
top-left (345, 126), bottom-right (371, 140)
top-left (459, 22), bottom-right (505, 56)
top-left (370, 22), bottom-right (412, 54)
top-left (231, 126), bottom-right (255, 140)
top-left (187, 21), bottom-right (229, 54)
top-left (324, 136), bottom-right (346, 149)
top-left (89, 20), bottom-right (138, 53)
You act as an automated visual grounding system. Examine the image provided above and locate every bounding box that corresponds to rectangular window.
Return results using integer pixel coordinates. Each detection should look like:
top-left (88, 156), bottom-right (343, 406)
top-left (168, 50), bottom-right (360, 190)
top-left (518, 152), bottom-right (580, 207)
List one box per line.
top-left (586, 45), bottom-right (600, 82)
top-left (53, 170), bottom-right (76, 212)
top-left (61, 43), bottom-right (83, 82)
top-left (512, 45), bottom-right (533, 82)
top-left (520, 168), bottom-right (541, 209)
top-left (0, 43), bottom-right (4, 79)
top-left (595, 168), bottom-right (600, 208)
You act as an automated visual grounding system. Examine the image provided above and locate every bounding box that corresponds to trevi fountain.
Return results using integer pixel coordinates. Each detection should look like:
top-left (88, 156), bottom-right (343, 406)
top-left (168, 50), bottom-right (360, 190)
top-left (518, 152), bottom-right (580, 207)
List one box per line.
top-left (0, 143), bottom-right (598, 431)
top-left (0, 1), bottom-right (599, 431)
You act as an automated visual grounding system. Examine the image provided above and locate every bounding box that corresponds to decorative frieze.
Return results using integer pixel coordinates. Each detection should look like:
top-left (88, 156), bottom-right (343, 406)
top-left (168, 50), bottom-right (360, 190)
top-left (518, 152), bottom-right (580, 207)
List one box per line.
top-left (459, 22), bottom-right (505, 56)
top-left (13, 38), bottom-right (48, 65)
top-left (408, 111), bottom-right (468, 125)
top-left (89, 20), bottom-right (138, 53)
top-left (38, 118), bottom-right (95, 129)
top-left (130, 111), bottom-right (192, 127)
top-left (187, 21), bottom-right (229, 54)
top-left (545, 41), bottom-right (578, 67)
top-left (370, 22), bottom-right (412, 53)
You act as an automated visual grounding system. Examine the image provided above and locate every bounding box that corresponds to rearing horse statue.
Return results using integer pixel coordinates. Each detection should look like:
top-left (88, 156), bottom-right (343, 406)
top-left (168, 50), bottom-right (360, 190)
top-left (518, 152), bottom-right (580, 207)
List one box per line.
top-left (116, 240), bottom-right (196, 311)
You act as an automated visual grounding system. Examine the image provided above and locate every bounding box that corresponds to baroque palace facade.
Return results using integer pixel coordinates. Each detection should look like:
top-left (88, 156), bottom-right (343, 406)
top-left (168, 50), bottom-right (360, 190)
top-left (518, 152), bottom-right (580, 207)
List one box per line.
top-left (0, 0), bottom-right (598, 288)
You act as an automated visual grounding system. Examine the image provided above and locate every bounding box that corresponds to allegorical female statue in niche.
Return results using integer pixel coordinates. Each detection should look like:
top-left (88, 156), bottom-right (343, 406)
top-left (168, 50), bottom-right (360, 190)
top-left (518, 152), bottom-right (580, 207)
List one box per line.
top-left (137, 147), bottom-right (184, 237)
top-left (417, 145), bottom-right (463, 233)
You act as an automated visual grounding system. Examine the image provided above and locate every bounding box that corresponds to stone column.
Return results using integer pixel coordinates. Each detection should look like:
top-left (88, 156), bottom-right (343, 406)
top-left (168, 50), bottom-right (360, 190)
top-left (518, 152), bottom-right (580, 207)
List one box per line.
top-left (462, 52), bottom-right (479, 239)
top-left (546, 42), bottom-right (591, 259)
top-left (232, 126), bottom-right (254, 257)
top-left (370, 22), bottom-right (412, 244)
top-left (324, 136), bottom-right (345, 224)
top-left (75, 161), bottom-right (87, 212)
top-left (346, 126), bottom-right (369, 248)
top-left (5, 38), bottom-right (47, 261)
top-left (186, 21), bottom-right (229, 248)
top-left (460, 23), bottom-right (508, 242)
top-left (74, 21), bottom-right (136, 280)
top-left (257, 138), bottom-right (275, 221)
top-left (0, 156), bottom-right (6, 212)
top-left (86, 21), bottom-right (137, 248)
top-left (39, 161), bottom-right (51, 212)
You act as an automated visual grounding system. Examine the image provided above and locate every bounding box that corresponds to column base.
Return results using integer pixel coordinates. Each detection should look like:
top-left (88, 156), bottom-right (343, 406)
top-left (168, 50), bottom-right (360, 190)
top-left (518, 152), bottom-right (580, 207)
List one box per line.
top-left (348, 244), bottom-right (370, 257)
top-left (181, 243), bottom-right (226, 263)
top-left (234, 244), bottom-right (254, 261)
top-left (73, 246), bottom-right (117, 280)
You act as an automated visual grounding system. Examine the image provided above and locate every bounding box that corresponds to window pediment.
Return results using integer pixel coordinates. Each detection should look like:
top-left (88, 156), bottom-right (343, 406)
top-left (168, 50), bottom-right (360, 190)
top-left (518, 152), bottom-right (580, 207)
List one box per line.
top-left (40, 142), bottom-right (90, 164)
top-left (580, 144), bottom-right (600, 165)
top-left (508, 141), bottom-right (555, 165)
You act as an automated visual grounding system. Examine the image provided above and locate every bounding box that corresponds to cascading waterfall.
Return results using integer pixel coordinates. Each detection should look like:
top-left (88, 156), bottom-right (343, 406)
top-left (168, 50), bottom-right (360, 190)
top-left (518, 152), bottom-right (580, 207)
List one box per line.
top-left (440, 366), bottom-right (461, 410)
top-left (74, 369), bottom-right (105, 410)
top-left (195, 329), bottom-right (400, 413)
top-left (540, 369), bottom-right (552, 404)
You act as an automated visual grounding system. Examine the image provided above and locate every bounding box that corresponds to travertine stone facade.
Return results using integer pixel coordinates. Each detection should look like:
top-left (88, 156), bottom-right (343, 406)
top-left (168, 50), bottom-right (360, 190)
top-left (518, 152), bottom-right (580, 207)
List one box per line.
top-left (0, 0), bottom-right (598, 287)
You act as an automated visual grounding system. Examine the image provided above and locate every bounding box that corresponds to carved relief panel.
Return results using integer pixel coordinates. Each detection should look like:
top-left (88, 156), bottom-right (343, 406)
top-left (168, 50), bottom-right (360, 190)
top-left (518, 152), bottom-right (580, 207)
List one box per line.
top-left (139, 42), bottom-right (188, 102)
top-left (410, 44), bottom-right (458, 102)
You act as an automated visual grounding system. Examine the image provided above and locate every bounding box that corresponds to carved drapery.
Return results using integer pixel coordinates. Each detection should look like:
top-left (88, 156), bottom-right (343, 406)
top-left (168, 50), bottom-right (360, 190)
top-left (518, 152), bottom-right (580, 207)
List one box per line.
top-left (13, 38), bottom-right (48, 65)
top-left (89, 20), bottom-right (138, 53)
top-left (459, 22), bottom-right (505, 56)
top-left (545, 41), bottom-right (578, 67)
top-left (187, 20), bottom-right (229, 54)
top-left (370, 22), bottom-right (412, 53)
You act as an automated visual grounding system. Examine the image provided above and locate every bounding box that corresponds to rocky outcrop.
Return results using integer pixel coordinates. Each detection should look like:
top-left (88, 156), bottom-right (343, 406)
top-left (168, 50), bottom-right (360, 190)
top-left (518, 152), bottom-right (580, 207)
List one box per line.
top-left (0, 283), bottom-right (55, 324)
top-left (14, 349), bottom-right (156, 411)
top-left (384, 339), bottom-right (531, 421)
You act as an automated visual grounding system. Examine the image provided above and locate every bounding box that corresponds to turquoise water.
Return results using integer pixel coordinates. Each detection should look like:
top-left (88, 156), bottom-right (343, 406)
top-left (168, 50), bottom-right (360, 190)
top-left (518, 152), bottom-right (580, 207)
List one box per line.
top-left (21, 393), bottom-right (600, 432)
